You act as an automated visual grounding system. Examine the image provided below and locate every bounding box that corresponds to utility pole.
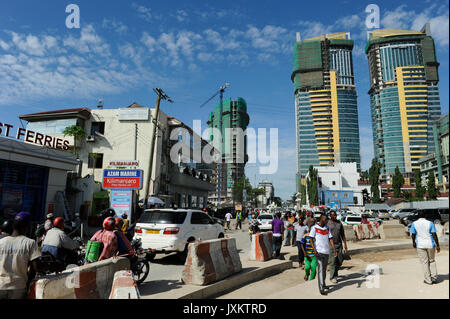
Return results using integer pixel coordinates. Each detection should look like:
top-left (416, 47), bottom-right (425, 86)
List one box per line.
top-left (134, 123), bottom-right (138, 161)
top-left (144, 88), bottom-right (173, 209)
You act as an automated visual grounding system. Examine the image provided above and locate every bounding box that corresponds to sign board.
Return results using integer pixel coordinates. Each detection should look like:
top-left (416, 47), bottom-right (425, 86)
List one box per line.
top-left (330, 201), bottom-right (340, 210)
top-left (235, 204), bottom-right (242, 211)
top-left (110, 190), bottom-right (132, 217)
top-left (102, 169), bottom-right (143, 190)
top-left (109, 160), bottom-right (139, 167)
top-left (118, 108), bottom-right (149, 121)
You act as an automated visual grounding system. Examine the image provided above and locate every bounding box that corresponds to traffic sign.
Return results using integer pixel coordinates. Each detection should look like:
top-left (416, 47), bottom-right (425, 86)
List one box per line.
top-left (102, 169), bottom-right (143, 190)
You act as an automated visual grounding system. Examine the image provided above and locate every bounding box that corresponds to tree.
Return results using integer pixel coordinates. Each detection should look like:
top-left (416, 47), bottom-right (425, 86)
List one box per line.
top-left (426, 172), bottom-right (439, 200)
top-left (232, 176), bottom-right (252, 203)
top-left (402, 190), bottom-right (412, 201)
top-left (392, 166), bottom-right (404, 198)
top-left (369, 158), bottom-right (381, 203)
top-left (414, 168), bottom-right (425, 200)
top-left (63, 125), bottom-right (86, 158)
top-left (251, 187), bottom-right (265, 207)
top-left (360, 170), bottom-right (369, 182)
top-left (300, 183), bottom-right (307, 206)
top-left (362, 188), bottom-right (370, 205)
top-left (307, 165), bottom-right (319, 206)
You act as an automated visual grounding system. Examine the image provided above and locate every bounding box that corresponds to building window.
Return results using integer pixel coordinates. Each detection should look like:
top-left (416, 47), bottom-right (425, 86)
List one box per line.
top-left (343, 193), bottom-right (349, 199)
top-left (88, 153), bottom-right (103, 168)
top-left (332, 181), bottom-right (336, 186)
top-left (332, 192), bottom-right (338, 198)
top-left (353, 197), bottom-right (358, 204)
top-left (90, 122), bottom-right (105, 135)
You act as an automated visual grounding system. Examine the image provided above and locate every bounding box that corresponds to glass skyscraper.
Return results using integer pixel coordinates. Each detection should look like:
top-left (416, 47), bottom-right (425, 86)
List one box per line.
top-left (366, 25), bottom-right (442, 181)
top-left (292, 32), bottom-right (361, 191)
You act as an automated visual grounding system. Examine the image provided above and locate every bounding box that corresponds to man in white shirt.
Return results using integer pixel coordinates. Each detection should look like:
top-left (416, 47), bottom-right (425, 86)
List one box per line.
top-left (410, 210), bottom-right (441, 285)
top-left (310, 214), bottom-right (337, 295)
top-left (225, 212), bottom-right (233, 230)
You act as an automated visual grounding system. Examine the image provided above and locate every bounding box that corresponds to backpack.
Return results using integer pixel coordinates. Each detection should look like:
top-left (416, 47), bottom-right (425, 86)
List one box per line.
top-left (85, 240), bottom-right (104, 263)
top-left (35, 223), bottom-right (46, 239)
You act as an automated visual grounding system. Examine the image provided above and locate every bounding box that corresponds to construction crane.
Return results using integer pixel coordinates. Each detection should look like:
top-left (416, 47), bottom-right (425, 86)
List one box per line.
top-left (199, 83), bottom-right (230, 208)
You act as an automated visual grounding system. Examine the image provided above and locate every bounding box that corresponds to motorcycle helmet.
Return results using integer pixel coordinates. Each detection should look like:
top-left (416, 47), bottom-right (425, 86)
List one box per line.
top-left (1, 220), bottom-right (14, 235)
top-left (53, 217), bottom-right (65, 229)
top-left (103, 217), bottom-right (115, 230)
top-left (114, 217), bottom-right (124, 230)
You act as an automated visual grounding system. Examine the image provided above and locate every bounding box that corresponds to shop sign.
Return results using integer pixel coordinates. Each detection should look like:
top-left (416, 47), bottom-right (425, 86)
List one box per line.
top-left (102, 169), bottom-right (143, 190)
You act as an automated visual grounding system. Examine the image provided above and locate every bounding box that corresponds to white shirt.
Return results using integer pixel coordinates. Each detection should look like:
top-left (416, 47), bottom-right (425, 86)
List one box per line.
top-left (410, 218), bottom-right (437, 249)
top-left (309, 224), bottom-right (333, 254)
top-left (225, 213), bottom-right (232, 221)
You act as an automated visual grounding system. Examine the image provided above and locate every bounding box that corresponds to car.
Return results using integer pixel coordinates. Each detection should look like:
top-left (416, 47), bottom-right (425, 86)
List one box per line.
top-left (395, 208), bottom-right (416, 220)
top-left (389, 209), bottom-right (399, 218)
top-left (256, 214), bottom-right (274, 231)
top-left (341, 214), bottom-right (362, 225)
top-left (376, 209), bottom-right (390, 220)
top-left (401, 208), bottom-right (449, 227)
top-left (133, 209), bottom-right (225, 261)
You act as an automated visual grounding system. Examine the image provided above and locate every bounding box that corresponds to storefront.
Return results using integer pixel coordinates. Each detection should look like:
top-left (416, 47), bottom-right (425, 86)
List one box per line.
top-left (0, 137), bottom-right (78, 223)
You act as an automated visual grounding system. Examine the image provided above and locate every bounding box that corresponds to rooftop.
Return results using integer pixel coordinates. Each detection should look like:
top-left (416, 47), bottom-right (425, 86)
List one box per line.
top-left (20, 107), bottom-right (92, 121)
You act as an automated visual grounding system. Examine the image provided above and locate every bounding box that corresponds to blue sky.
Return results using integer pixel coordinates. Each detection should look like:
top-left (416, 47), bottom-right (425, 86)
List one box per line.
top-left (0, 0), bottom-right (448, 200)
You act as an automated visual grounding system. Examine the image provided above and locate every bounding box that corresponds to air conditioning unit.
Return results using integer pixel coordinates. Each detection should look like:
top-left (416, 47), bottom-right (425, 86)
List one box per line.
top-left (86, 135), bottom-right (95, 142)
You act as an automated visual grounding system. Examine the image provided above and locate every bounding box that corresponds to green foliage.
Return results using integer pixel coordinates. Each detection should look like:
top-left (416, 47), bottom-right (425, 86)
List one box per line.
top-left (414, 169), bottom-right (425, 200)
top-left (426, 172), bottom-right (439, 200)
top-left (360, 170), bottom-right (369, 181)
top-left (392, 166), bottom-right (404, 198)
top-left (300, 183), bottom-right (307, 206)
top-left (369, 159), bottom-right (381, 203)
top-left (306, 165), bottom-right (319, 206)
top-left (402, 190), bottom-right (412, 201)
top-left (232, 177), bottom-right (252, 203)
top-left (63, 125), bottom-right (86, 158)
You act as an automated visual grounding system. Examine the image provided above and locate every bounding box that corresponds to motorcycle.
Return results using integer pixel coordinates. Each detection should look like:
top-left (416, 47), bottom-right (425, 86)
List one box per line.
top-left (128, 238), bottom-right (150, 285)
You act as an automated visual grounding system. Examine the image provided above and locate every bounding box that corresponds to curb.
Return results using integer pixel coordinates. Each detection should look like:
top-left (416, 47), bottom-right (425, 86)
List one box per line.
top-left (349, 240), bottom-right (449, 256)
top-left (179, 260), bottom-right (293, 299)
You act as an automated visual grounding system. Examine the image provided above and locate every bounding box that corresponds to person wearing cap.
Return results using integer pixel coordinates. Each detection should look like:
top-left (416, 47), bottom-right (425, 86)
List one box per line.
top-left (41, 217), bottom-right (80, 265)
top-left (0, 212), bottom-right (41, 299)
top-left (90, 217), bottom-right (119, 261)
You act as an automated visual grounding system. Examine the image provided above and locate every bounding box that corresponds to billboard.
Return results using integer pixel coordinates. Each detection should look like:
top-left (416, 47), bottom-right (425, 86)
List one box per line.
top-left (110, 190), bottom-right (132, 217)
top-left (102, 169), bottom-right (143, 190)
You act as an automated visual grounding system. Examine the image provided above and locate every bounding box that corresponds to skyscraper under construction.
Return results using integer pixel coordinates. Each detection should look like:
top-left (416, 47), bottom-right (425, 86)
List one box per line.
top-left (366, 24), bottom-right (442, 181)
top-left (292, 32), bottom-right (361, 192)
top-left (207, 97), bottom-right (250, 206)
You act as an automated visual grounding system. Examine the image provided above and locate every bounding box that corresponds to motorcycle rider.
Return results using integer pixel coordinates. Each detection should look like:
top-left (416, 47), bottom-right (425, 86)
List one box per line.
top-left (0, 220), bottom-right (14, 239)
top-left (41, 217), bottom-right (81, 265)
top-left (121, 214), bottom-right (131, 240)
top-left (90, 217), bottom-right (119, 261)
top-left (249, 213), bottom-right (261, 241)
top-left (114, 217), bottom-right (135, 256)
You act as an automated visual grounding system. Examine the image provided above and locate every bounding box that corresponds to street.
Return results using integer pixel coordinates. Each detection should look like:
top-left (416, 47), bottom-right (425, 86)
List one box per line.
top-left (138, 220), bottom-right (251, 297)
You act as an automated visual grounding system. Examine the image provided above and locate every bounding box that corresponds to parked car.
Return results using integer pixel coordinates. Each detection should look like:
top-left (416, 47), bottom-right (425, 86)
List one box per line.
top-left (395, 208), bottom-right (416, 220)
top-left (389, 209), bottom-right (399, 218)
top-left (341, 214), bottom-right (362, 225)
top-left (401, 208), bottom-right (449, 227)
top-left (256, 214), bottom-right (274, 231)
top-left (134, 209), bottom-right (225, 261)
top-left (376, 209), bottom-right (390, 220)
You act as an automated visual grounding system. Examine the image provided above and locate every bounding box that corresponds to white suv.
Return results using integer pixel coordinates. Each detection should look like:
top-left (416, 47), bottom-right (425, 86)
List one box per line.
top-left (133, 209), bottom-right (225, 260)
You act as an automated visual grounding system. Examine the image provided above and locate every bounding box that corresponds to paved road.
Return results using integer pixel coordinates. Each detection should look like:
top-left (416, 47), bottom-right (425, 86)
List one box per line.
top-left (218, 248), bottom-right (449, 299)
top-left (138, 220), bottom-right (252, 296)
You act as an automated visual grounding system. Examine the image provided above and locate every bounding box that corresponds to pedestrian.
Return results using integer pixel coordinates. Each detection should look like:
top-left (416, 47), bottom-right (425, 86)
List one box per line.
top-left (306, 212), bottom-right (316, 229)
top-left (235, 211), bottom-right (243, 230)
top-left (284, 212), bottom-right (295, 246)
top-left (301, 226), bottom-right (317, 281)
top-left (225, 211), bottom-right (232, 230)
top-left (271, 212), bottom-right (284, 259)
top-left (0, 212), bottom-right (41, 299)
top-left (310, 214), bottom-right (337, 295)
top-left (294, 213), bottom-right (308, 269)
top-left (410, 210), bottom-right (441, 285)
top-left (327, 211), bottom-right (348, 283)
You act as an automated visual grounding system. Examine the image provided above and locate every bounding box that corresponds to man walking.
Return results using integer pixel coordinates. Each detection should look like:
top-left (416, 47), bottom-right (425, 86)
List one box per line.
top-left (327, 211), bottom-right (348, 283)
top-left (310, 214), bottom-right (337, 295)
top-left (410, 210), bottom-right (440, 285)
top-left (271, 212), bottom-right (284, 259)
top-left (235, 211), bottom-right (243, 230)
top-left (225, 211), bottom-right (232, 230)
top-left (295, 213), bottom-right (308, 269)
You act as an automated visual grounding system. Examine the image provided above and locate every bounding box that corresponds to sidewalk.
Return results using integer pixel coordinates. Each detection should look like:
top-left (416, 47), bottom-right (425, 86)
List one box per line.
top-left (140, 238), bottom-right (431, 299)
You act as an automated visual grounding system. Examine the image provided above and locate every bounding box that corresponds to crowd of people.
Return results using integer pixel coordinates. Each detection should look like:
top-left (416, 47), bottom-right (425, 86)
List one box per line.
top-left (0, 209), bottom-right (135, 299)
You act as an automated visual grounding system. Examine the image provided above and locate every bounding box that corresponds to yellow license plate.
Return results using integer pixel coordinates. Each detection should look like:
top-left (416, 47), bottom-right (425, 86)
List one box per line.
top-left (146, 230), bottom-right (160, 234)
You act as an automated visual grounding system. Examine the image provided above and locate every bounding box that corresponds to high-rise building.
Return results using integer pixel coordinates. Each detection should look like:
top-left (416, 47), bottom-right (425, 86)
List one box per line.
top-left (292, 32), bottom-right (361, 192)
top-left (207, 97), bottom-right (250, 206)
top-left (366, 24), bottom-right (442, 182)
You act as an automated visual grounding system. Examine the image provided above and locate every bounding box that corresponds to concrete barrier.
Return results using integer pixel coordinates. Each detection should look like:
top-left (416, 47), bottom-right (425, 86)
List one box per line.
top-left (181, 238), bottom-right (242, 286)
top-left (28, 257), bottom-right (130, 299)
top-left (109, 270), bottom-right (140, 299)
top-left (249, 231), bottom-right (273, 261)
top-left (379, 224), bottom-right (408, 240)
top-left (353, 222), bottom-right (380, 240)
top-left (344, 225), bottom-right (357, 242)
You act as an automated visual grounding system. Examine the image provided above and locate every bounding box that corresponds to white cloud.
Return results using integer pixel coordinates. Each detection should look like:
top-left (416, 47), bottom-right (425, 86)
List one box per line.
top-left (102, 19), bottom-right (128, 35)
top-left (0, 39), bottom-right (10, 50)
top-left (63, 24), bottom-right (111, 57)
top-left (132, 2), bottom-right (153, 22)
top-left (8, 32), bottom-right (58, 56)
